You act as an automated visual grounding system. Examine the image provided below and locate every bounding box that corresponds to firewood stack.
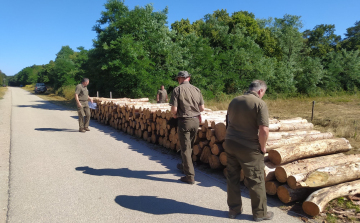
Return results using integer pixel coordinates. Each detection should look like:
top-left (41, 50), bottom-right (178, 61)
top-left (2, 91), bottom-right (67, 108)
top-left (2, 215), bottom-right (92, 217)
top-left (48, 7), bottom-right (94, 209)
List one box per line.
top-left (90, 98), bottom-right (357, 217)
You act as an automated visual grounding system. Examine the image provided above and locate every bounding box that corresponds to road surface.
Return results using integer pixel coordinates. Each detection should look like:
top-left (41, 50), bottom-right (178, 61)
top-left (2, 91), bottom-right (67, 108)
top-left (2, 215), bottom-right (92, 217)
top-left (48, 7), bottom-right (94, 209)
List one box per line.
top-left (1, 87), bottom-right (304, 222)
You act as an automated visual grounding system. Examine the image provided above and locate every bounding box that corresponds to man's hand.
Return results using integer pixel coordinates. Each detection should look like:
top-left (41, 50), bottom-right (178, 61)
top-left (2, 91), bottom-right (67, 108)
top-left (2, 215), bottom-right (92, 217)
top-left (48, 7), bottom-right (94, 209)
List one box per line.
top-left (77, 102), bottom-right (82, 108)
top-left (90, 97), bottom-right (93, 103)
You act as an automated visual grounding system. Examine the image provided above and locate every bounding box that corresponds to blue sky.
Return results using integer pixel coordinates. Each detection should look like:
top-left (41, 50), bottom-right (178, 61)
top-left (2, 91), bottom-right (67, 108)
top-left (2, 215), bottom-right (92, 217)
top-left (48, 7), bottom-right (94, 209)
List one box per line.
top-left (0, 0), bottom-right (359, 76)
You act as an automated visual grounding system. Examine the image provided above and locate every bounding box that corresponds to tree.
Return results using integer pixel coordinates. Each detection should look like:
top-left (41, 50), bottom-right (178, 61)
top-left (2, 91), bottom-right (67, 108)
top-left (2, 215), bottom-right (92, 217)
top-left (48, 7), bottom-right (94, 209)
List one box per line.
top-left (342, 21), bottom-right (360, 51)
top-left (303, 24), bottom-right (341, 58)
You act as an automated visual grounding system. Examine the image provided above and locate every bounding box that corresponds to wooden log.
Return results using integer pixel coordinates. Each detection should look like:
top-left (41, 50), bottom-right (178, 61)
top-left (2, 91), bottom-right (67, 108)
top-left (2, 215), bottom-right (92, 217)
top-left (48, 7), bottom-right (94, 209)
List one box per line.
top-left (210, 143), bottom-right (224, 155)
top-left (279, 123), bottom-right (313, 131)
top-left (193, 145), bottom-right (203, 156)
top-left (200, 146), bottom-right (212, 164)
top-left (275, 154), bottom-right (360, 183)
top-left (214, 122), bottom-right (226, 142)
top-left (219, 152), bottom-right (227, 166)
top-left (206, 129), bottom-right (215, 141)
top-left (266, 133), bottom-right (333, 150)
top-left (209, 155), bottom-right (222, 169)
top-left (277, 184), bottom-right (311, 204)
top-left (265, 181), bottom-right (282, 196)
top-left (295, 162), bottom-right (360, 188)
top-left (192, 154), bottom-right (199, 162)
top-left (302, 179), bottom-right (360, 216)
top-left (268, 138), bottom-right (352, 165)
top-left (199, 140), bottom-right (209, 148)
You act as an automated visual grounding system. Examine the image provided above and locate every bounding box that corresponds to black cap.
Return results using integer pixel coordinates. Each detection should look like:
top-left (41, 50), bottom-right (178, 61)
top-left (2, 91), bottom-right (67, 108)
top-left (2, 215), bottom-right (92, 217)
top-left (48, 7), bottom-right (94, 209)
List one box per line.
top-left (176, 71), bottom-right (191, 80)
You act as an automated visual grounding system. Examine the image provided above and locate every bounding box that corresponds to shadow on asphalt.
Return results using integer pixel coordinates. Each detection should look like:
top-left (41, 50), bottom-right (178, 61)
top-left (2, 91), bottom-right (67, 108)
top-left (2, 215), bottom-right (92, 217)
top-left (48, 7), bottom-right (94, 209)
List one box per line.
top-left (35, 128), bottom-right (78, 132)
top-left (16, 100), bottom-right (74, 111)
top-left (75, 166), bottom-right (180, 183)
top-left (114, 195), bottom-right (254, 220)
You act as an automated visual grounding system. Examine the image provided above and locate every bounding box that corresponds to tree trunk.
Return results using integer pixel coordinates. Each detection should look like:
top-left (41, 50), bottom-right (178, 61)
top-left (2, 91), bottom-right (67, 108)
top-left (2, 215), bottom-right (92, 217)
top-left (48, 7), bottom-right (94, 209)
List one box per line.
top-left (214, 122), bottom-right (226, 142)
top-left (277, 184), bottom-right (311, 204)
top-left (296, 162), bottom-right (360, 188)
top-left (275, 154), bottom-right (360, 183)
top-left (278, 123), bottom-right (314, 131)
top-left (302, 179), bottom-right (360, 216)
top-left (200, 146), bottom-right (212, 164)
top-left (265, 181), bottom-right (282, 195)
top-left (264, 161), bottom-right (277, 182)
top-left (268, 138), bottom-right (351, 165)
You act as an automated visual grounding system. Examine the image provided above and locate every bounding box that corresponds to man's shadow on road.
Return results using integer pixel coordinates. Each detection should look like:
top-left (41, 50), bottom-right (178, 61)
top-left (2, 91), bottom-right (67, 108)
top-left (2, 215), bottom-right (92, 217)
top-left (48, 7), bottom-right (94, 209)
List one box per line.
top-left (75, 166), bottom-right (180, 184)
top-left (35, 128), bottom-right (78, 132)
top-left (114, 195), bottom-right (254, 220)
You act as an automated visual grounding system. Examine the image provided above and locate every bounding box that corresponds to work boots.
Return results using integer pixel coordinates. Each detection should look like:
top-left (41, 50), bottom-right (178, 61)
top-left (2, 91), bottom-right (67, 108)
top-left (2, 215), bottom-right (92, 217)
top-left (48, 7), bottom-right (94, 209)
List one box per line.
top-left (254, 211), bottom-right (274, 221)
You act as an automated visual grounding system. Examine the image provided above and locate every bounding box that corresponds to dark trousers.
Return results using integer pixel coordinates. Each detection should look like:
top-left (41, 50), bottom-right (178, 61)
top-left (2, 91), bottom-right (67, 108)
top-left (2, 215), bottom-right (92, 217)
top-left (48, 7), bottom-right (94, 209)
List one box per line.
top-left (225, 139), bottom-right (267, 219)
top-left (178, 117), bottom-right (199, 179)
top-left (77, 101), bottom-right (90, 129)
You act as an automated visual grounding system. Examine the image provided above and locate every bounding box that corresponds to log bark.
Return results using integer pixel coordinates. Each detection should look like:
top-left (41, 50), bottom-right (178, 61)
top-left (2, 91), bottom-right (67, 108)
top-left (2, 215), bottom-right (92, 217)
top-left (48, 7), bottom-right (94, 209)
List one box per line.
top-left (268, 138), bottom-right (351, 165)
top-left (265, 181), bottom-right (282, 195)
top-left (277, 184), bottom-right (311, 204)
top-left (264, 161), bottom-right (277, 182)
top-left (193, 145), bottom-right (203, 156)
top-left (278, 123), bottom-right (314, 131)
top-left (266, 133), bottom-right (333, 150)
top-left (219, 152), bottom-right (227, 166)
top-left (302, 179), bottom-right (360, 216)
top-left (275, 154), bottom-right (360, 183)
top-left (296, 162), bottom-right (360, 188)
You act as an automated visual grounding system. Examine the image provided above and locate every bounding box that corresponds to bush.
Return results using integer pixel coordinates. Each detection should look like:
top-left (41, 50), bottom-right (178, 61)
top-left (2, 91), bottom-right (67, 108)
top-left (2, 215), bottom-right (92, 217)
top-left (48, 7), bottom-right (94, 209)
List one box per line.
top-left (56, 85), bottom-right (76, 100)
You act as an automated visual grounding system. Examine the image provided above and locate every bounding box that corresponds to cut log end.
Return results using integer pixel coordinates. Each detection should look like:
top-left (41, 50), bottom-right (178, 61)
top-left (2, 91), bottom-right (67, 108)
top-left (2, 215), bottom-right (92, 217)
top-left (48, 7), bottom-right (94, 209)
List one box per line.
top-left (265, 181), bottom-right (281, 196)
top-left (302, 201), bottom-right (320, 217)
top-left (268, 150), bottom-right (282, 165)
top-left (274, 167), bottom-right (288, 183)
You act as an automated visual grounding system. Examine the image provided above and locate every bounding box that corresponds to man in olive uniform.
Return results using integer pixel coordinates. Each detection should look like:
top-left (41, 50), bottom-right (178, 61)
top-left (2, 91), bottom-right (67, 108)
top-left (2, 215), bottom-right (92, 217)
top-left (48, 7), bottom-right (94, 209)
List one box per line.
top-left (170, 71), bottom-right (205, 184)
top-left (225, 80), bottom-right (273, 221)
top-left (75, 78), bottom-right (93, 133)
top-left (157, 85), bottom-right (168, 103)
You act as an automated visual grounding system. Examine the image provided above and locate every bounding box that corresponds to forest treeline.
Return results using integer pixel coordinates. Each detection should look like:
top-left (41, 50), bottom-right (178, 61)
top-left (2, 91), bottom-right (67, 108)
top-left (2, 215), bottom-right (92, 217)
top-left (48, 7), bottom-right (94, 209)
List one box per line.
top-left (7, 0), bottom-right (360, 99)
top-left (0, 70), bottom-right (7, 86)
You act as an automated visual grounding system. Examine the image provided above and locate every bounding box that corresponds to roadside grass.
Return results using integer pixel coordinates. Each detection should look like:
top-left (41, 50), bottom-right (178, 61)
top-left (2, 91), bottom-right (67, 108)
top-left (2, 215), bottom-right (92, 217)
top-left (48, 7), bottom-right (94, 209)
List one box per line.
top-left (0, 87), bottom-right (7, 99)
top-left (205, 93), bottom-right (360, 154)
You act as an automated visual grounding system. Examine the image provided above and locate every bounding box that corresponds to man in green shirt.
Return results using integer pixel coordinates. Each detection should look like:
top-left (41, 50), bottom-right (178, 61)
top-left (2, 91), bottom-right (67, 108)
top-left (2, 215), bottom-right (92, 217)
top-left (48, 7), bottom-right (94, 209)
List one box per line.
top-left (170, 71), bottom-right (205, 184)
top-left (157, 85), bottom-right (168, 103)
top-left (75, 78), bottom-right (93, 133)
top-left (225, 80), bottom-right (273, 221)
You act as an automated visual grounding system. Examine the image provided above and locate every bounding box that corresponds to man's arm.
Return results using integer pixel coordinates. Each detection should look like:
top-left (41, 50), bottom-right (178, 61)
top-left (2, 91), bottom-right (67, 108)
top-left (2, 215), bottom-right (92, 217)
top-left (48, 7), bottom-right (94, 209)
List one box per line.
top-left (259, 125), bottom-right (269, 154)
top-left (166, 94), bottom-right (168, 102)
top-left (157, 93), bottom-right (160, 103)
top-left (199, 104), bottom-right (205, 112)
top-left (171, 106), bottom-right (177, 119)
top-left (88, 96), bottom-right (93, 103)
top-left (75, 94), bottom-right (81, 108)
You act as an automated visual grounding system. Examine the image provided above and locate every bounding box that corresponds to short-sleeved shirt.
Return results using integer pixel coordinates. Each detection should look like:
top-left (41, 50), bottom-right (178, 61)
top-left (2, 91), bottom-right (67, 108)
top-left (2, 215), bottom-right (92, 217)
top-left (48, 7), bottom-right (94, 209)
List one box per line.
top-left (169, 81), bottom-right (204, 118)
top-left (157, 89), bottom-right (167, 103)
top-left (75, 84), bottom-right (89, 102)
top-left (225, 91), bottom-right (269, 149)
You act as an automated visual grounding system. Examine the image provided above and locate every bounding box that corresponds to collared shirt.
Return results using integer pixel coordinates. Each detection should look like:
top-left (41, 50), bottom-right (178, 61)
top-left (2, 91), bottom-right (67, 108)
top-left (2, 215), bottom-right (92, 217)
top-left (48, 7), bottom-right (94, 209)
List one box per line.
top-left (75, 84), bottom-right (89, 102)
top-left (225, 91), bottom-right (269, 149)
top-left (157, 89), bottom-right (167, 103)
top-left (170, 81), bottom-right (204, 118)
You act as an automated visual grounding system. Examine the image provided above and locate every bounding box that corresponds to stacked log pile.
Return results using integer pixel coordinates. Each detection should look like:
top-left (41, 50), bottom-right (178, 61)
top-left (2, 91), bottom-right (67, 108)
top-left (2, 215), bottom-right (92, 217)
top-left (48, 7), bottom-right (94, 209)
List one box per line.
top-left (90, 98), bottom-right (357, 217)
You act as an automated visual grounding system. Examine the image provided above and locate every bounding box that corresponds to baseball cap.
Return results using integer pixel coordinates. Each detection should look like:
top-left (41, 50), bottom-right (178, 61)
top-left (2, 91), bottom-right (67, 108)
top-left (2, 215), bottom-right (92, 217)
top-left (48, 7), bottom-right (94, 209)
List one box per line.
top-left (176, 71), bottom-right (191, 80)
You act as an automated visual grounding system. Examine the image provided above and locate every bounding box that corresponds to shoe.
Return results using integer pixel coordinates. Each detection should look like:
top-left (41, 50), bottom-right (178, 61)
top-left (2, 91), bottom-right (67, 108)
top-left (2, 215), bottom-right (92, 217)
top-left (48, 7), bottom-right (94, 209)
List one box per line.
top-left (254, 211), bottom-right (274, 221)
top-left (84, 127), bottom-right (90, 131)
top-left (79, 129), bottom-right (86, 133)
top-left (180, 176), bottom-right (195, 185)
top-left (228, 207), bottom-right (243, 219)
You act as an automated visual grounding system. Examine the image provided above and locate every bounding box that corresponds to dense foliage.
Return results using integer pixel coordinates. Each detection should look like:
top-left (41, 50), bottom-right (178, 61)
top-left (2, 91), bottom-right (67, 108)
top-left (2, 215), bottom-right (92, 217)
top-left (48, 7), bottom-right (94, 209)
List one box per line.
top-left (7, 0), bottom-right (360, 99)
top-left (0, 70), bottom-right (7, 86)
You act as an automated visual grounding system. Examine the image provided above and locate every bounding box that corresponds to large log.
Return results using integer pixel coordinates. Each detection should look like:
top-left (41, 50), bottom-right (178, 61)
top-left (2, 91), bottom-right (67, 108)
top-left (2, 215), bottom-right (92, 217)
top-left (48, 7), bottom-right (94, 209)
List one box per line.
top-left (276, 154), bottom-right (360, 184)
top-left (268, 138), bottom-right (351, 165)
top-left (275, 153), bottom-right (346, 183)
top-left (211, 143), bottom-right (224, 155)
top-left (219, 152), bottom-right (227, 166)
top-left (214, 123), bottom-right (226, 142)
top-left (296, 162), bottom-right (360, 188)
top-left (200, 146), bottom-right (212, 164)
top-left (278, 123), bottom-right (314, 131)
top-left (277, 184), bottom-right (311, 204)
top-left (264, 161), bottom-right (277, 182)
top-left (266, 133), bottom-right (333, 150)
top-left (302, 179), bottom-right (360, 216)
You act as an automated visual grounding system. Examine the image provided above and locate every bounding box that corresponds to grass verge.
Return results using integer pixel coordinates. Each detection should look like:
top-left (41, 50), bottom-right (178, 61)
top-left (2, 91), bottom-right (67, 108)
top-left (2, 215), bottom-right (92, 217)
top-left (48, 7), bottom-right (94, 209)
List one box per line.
top-left (0, 87), bottom-right (7, 99)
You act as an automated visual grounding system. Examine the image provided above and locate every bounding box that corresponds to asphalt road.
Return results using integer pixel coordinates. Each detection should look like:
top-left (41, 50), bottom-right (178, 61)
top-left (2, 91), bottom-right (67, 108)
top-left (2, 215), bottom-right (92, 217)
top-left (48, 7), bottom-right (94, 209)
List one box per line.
top-left (3, 87), bottom-right (303, 223)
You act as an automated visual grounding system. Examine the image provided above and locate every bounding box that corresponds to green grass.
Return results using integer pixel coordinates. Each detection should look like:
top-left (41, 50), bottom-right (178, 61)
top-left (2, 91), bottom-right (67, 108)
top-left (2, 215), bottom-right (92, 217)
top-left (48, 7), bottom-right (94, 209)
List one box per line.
top-left (0, 87), bottom-right (7, 99)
